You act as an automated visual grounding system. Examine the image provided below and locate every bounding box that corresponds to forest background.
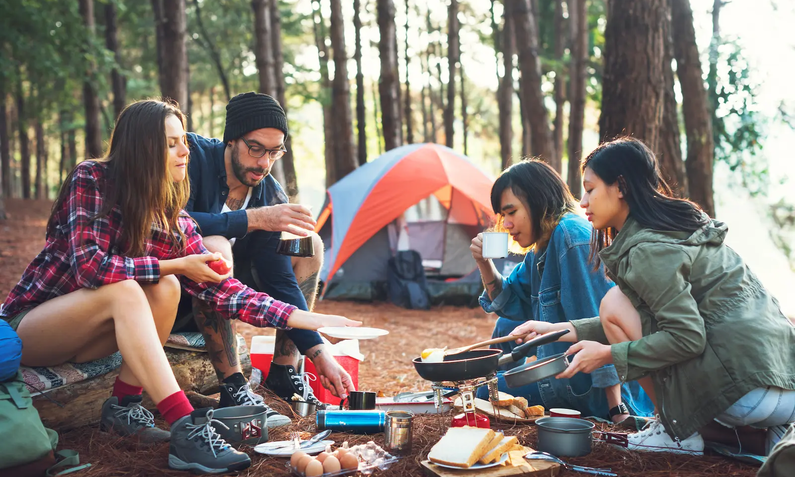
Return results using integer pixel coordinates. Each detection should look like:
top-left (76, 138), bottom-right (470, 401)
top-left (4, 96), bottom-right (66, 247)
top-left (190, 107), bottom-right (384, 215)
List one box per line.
top-left (1, 0), bottom-right (794, 273)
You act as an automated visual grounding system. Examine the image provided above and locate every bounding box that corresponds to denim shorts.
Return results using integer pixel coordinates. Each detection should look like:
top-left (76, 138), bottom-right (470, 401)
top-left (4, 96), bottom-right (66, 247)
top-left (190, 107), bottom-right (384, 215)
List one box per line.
top-left (5, 310), bottom-right (29, 332)
top-left (716, 387), bottom-right (795, 428)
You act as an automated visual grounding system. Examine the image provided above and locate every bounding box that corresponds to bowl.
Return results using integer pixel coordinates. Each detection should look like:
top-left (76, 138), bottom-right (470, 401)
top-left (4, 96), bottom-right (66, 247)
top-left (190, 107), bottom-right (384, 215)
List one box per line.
top-left (209, 405), bottom-right (268, 445)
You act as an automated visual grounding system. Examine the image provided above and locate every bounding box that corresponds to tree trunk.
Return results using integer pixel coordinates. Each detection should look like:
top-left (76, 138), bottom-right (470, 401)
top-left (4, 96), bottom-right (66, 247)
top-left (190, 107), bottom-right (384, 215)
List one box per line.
top-left (517, 88), bottom-right (531, 156)
top-left (672, 0), bottom-right (715, 216)
top-left (444, 0), bottom-right (459, 149)
top-left (567, 0), bottom-right (586, 197)
top-left (423, 30), bottom-right (437, 142)
top-left (328, 0), bottom-right (357, 183)
top-left (153, 0), bottom-right (189, 110)
top-left (312, 0), bottom-right (335, 186)
top-left (59, 111), bottom-right (68, 184)
top-left (599, 0), bottom-right (666, 152)
top-left (68, 123), bottom-right (77, 170)
top-left (79, 0), bottom-right (103, 159)
top-left (377, 0), bottom-right (402, 151)
top-left (403, 0), bottom-right (413, 145)
top-left (35, 121), bottom-right (47, 199)
top-left (0, 83), bottom-right (10, 200)
top-left (497, 3), bottom-right (514, 170)
top-left (251, 0), bottom-right (286, 187)
top-left (194, 0), bottom-right (231, 102)
top-left (269, 0), bottom-right (299, 201)
top-left (354, 0), bottom-right (367, 164)
top-left (105, 2), bottom-right (126, 121)
top-left (509, 0), bottom-right (555, 162)
top-left (430, 12), bottom-right (445, 133)
top-left (420, 79), bottom-right (429, 143)
top-left (551, 0), bottom-right (565, 173)
top-left (16, 85), bottom-right (31, 200)
top-left (371, 78), bottom-right (383, 154)
top-left (707, 0), bottom-right (721, 139)
top-left (460, 63), bottom-right (467, 156)
top-left (658, 4), bottom-right (687, 197)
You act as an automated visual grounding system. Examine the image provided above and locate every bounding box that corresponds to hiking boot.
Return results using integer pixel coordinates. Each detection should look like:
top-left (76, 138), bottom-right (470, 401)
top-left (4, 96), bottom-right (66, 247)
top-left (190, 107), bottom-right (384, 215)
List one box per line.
top-left (219, 379), bottom-right (291, 429)
top-left (100, 395), bottom-right (171, 444)
top-left (626, 418), bottom-right (704, 455)
top-left (264, 362), bottom-right (327, 410)
top-left (168, 408), bottom-right (251, 474)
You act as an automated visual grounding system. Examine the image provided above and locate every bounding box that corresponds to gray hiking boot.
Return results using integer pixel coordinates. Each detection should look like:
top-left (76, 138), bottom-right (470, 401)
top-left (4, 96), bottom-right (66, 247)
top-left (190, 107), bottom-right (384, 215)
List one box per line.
top-left (219, 379), bottom-right (291, 429)
top-left (168, 408), bottom-right (251, 474)
top-left (100, 395), bottom-right (171, 444)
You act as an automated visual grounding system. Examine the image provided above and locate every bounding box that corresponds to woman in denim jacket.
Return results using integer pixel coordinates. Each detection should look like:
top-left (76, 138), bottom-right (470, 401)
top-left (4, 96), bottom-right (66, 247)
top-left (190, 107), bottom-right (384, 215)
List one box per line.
top-left (472, 160), bottom-right (652, 422)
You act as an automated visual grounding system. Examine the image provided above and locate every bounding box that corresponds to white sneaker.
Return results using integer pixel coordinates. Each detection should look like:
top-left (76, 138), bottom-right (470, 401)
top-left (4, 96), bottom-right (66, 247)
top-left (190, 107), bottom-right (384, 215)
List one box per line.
top-left (627, 419), bottom-right (704, 455)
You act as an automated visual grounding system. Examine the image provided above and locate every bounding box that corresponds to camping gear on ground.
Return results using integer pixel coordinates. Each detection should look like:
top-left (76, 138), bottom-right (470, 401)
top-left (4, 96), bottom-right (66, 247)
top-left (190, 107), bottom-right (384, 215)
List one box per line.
top-left (209, 405), bottom-right (268, 446)
top-left (276, 232), bottom-right (314, 257)
top-left (0, 319), bottom-right (22, 382)
top-left (316, 410), bottom-right (387, 434)
top-left (481, 232), bottom-right (509, 259)
top-left (316, 143), bottom-right (515, 306)
top-left (384, 410), bottom-right (414, 455)
top-left (291, 401), bottom-right (317, 417)
top-left (525, 451), bottom-right (616, 476)
top-left (503, 353), bottom-right (571, 388)
top-left (339, 391), bottom-right (376, 410)
top-left (412, 330), bottom-right (570, 382)
top-left (421, 445), bottom-right (560, 477)
top-left (535, 417), bottom-right (597, 457)
top-left (387, 250), bottom-right (431, 309)
top-left (251, 336), bottom-right (363, 406)
top-left (451, 411), bottom-right (490, 428)
top-left (376, 391), bottom-right (456, 415)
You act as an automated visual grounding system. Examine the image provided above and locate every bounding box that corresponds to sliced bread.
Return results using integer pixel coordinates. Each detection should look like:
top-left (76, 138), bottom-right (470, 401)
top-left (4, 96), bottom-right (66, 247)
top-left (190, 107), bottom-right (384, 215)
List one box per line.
top-left (495, 392), bottom-right (515, 407)
top-left (478, 435), bottom-right (520, 464)
top-left (428, 427), bottom-right (496, 468)
top-left (512, 396), bottom-right (528, 411)
top-left (525, 404), bottom-right (545, 417)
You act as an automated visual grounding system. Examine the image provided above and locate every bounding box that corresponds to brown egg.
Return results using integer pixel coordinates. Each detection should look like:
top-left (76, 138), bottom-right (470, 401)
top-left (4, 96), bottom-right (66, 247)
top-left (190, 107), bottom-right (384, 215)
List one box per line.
top-left (304, 459), bottom-right (324, 477)
top-left (336, 447), bottom-right (348, 457)
top-left (323, 455), bottom-right (341, 474)
top-left (316, 451), bottom-right (331, 463)
top-left (297, 455), bottom-right (314, 474)
top-left (340, 452), bottom-right (359, 470)
top-left (290, 451), bottom-right (308, 469)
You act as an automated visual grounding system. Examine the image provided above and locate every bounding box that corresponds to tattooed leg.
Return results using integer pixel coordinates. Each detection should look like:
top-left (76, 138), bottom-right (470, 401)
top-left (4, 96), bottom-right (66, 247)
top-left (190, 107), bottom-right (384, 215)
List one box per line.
top-left (192, 297), bottom-right (240, 381)
top-left (273, 330), bottom-right (300, 367)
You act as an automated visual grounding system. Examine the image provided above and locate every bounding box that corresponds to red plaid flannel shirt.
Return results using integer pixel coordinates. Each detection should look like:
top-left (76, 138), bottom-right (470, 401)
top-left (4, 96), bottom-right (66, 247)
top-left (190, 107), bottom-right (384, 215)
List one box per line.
top-left (0, 161), bottom-right (296, 329)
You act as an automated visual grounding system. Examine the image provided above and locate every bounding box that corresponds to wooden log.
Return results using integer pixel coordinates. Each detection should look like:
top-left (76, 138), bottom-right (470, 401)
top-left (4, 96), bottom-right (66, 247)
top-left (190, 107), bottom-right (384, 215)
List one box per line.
top-left (33, 347), bottom-right (251, 432)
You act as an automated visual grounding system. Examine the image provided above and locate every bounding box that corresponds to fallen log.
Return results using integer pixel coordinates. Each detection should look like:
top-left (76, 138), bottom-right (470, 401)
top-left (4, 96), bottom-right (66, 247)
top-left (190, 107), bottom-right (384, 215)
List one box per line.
top-left (33, 347), bottom-right (251, 432)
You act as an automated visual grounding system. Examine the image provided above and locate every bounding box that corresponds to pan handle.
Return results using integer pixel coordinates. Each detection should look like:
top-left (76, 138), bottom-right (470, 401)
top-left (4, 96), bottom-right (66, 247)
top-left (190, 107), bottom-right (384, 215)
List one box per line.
top-left (497, 329), bottom-right (570, 367)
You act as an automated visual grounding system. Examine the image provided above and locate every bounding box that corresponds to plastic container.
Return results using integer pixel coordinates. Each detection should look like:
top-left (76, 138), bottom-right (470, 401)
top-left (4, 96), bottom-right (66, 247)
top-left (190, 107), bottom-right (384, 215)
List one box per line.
top-left (286, 441), bottom-right (399, 476)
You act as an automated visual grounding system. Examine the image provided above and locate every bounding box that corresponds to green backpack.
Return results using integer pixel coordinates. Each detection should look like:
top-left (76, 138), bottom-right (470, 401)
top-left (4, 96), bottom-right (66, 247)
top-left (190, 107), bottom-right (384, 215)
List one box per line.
top-left (0, 373), bottom-right (89, 476)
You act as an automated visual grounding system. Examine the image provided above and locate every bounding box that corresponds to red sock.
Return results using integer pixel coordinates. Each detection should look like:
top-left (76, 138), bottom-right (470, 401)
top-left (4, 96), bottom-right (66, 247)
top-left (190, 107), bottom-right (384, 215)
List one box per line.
top-left (112, 376), bottom-right (143, 401)
top-left (157, 391), bottom-right (195, 425)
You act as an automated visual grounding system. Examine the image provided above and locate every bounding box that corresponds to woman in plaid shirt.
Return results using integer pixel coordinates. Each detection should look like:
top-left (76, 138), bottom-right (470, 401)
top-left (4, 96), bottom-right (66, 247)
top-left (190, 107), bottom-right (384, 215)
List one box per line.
top-left (0, 100), bottom-right (359, 473)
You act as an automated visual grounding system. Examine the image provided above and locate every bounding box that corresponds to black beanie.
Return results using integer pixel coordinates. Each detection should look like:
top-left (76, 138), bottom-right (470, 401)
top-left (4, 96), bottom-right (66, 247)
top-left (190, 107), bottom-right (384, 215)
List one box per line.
top-left (223, 92), bottom-right (288, 143)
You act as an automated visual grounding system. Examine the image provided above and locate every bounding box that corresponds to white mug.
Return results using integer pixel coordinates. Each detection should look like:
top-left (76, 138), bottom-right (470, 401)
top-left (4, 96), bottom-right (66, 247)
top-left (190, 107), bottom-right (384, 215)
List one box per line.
top-left (481, 232), bottom-right (509, 259)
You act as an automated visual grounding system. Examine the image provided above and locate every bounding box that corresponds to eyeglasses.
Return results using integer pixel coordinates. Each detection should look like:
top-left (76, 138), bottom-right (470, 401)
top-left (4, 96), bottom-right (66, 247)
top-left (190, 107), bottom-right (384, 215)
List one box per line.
top-left (240, 137), bottom-right (286, 160)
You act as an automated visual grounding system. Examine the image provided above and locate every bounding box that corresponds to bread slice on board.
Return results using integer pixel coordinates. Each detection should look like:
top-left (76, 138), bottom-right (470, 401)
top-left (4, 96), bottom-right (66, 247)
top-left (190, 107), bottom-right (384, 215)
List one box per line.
top-left (512, 396), bottom-right (528, 411)
top-left (479, 435), bottom-right (520, 464)
top-left (495, 392), bottom-right (515, 407)
top-left (428, 427), bottom-right (497, 468)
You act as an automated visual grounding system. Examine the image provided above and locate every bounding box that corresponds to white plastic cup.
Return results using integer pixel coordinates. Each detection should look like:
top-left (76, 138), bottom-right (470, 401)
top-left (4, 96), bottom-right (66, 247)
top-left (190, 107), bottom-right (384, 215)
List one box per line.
top-left (481, 232), bottom-right (509, 259)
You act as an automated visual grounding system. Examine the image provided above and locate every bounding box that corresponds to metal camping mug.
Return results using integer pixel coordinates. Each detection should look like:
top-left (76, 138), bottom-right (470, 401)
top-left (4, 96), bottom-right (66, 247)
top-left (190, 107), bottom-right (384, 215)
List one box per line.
top-left (339, 391), bottom-right (377, 410)
top-left (384, 411), bottom-right (414, 455)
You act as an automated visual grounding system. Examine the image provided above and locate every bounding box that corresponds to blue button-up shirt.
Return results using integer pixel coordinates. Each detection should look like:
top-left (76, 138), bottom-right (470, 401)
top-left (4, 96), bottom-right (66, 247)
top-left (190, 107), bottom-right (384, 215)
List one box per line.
top-left (480, 213), bottom-right (653, 418)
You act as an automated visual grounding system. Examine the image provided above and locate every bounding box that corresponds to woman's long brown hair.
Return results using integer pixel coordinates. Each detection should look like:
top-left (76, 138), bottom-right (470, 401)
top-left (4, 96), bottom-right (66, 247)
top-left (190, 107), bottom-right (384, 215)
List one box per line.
top-left (48, 100), bottom-right (190, 256)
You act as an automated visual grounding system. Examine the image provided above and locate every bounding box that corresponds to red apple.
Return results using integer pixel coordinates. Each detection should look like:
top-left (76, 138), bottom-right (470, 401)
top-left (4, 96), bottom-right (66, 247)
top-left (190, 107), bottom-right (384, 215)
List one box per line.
top-left (208, 258), bottom-right (232, 275)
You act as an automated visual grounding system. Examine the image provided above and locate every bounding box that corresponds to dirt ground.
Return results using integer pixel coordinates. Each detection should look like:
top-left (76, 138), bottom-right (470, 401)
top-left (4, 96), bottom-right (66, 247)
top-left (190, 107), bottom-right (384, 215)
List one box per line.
top-left (0, 199), bottom-right (760, 476)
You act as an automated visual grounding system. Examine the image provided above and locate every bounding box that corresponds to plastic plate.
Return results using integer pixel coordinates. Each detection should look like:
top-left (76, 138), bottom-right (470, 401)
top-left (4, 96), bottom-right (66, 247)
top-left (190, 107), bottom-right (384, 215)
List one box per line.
top-left (318, 327), bottom-right (389, 340)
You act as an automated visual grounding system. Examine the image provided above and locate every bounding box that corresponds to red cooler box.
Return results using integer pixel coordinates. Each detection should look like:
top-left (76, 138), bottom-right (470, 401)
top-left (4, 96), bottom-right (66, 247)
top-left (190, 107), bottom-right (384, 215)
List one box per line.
top-left (250, 336), bottom-right (362, 405)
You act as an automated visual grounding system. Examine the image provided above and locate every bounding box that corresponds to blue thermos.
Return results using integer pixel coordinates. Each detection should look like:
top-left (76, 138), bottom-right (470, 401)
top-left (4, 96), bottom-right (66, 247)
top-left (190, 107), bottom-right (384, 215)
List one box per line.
top-left (316, 410), bottom-right (386, 434)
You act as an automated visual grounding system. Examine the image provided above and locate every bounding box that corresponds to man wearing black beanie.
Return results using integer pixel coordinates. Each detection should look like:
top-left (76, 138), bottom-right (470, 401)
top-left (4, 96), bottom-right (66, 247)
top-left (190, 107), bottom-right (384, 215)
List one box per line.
top-left (174, 92), bottom-right (355, 427)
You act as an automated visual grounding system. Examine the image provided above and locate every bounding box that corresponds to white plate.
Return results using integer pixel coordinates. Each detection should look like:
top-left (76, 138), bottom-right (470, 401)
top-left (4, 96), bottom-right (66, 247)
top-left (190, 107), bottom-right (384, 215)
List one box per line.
top-left (318, 326), bottom-right (389, 340)
top-left (432, 452), bottom-right (509, 470)
top-left (253, 439), bottom-right (335, 457)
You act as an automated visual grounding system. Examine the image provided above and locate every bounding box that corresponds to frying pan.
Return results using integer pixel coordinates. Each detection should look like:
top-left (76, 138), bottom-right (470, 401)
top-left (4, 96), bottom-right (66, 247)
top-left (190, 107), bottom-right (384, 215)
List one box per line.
top-left (412, 329), bottom-right (570, 382)
top-left (504, 352), bottom-right (570, 388)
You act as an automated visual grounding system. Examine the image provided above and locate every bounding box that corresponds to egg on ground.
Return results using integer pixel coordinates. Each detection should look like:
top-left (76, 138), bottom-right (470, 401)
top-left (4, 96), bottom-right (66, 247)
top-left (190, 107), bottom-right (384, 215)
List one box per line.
top-left (304, 459), bottom-right (324, 477)
top-left (340, 452), bottom-right (360, 470)
top-left (297, 455), bottom-right (314, 474)
top-left (290, 451), bottom-right (308, 469)
top-left (322, 455), bottom-right (341, 473)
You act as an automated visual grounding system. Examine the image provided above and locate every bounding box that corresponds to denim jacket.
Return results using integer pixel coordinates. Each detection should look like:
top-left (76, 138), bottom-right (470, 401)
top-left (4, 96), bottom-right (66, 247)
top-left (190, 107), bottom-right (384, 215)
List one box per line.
top-left (480, 213), bottom-right (653, 418)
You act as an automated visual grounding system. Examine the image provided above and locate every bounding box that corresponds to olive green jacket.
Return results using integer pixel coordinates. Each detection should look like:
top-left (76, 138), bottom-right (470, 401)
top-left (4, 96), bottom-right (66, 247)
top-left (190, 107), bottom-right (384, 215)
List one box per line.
top-left (572, 217), bottom-right (795, 439)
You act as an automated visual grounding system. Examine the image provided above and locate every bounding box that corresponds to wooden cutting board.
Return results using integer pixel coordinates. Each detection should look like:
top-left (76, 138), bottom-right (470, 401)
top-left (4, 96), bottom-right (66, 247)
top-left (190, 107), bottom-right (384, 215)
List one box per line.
top-left (453, 397), bottom-right (545, 423)
top-left (421, 447), bottom-right (561, 477)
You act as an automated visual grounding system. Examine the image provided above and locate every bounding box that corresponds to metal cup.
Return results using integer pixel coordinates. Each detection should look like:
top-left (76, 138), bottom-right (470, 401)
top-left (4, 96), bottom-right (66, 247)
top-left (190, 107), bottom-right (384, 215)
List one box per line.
top-left (291, 401), bottom-right (318, 417)
top-left (384, 410), bottom-right (414, 455)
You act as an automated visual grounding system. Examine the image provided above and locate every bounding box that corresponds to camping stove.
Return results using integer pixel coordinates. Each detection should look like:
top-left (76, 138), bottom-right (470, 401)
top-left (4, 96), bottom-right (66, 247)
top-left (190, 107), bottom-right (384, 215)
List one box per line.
top-left (430, 373), bottom-right (499, 413)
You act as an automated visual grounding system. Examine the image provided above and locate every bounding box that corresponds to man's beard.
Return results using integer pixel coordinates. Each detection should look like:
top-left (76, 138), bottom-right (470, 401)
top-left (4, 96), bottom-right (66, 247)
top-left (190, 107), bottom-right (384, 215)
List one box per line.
top-left (231, 143), bottom-right (269, 187)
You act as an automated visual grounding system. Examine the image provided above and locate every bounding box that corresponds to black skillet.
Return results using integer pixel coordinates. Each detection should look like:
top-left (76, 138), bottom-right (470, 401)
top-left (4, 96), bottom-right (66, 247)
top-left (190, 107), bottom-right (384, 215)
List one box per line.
top-left (412, 329), bottom-right (570, 382)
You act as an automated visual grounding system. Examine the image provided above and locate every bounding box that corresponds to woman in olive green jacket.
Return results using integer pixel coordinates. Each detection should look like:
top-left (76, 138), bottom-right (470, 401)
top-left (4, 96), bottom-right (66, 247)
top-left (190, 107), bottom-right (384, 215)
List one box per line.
top-left (510, 138), bottom-right (795, 455)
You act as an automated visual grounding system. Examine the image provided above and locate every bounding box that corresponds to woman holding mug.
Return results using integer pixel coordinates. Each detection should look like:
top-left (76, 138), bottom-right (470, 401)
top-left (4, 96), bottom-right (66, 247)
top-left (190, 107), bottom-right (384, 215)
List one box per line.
top-left (512, 138), bottom-right (795, 454)
top-left (471, 159), bottom-right (652, 423)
